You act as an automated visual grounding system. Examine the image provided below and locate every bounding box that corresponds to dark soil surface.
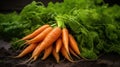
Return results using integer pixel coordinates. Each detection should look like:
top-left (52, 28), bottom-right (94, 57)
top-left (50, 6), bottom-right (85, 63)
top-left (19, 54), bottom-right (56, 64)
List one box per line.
top-left (0, 40), bottom-right (120, 67)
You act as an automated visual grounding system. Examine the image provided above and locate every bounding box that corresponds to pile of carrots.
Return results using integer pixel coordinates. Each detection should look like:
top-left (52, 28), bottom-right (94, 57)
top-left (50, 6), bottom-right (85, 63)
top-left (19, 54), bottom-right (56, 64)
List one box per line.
top-left (14, 24), bottom-right (81, 63)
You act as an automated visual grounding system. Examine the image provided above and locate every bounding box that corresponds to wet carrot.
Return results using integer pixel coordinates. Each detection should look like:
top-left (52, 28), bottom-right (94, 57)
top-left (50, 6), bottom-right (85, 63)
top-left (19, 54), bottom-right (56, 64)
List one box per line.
top-left (69, 34), bottom-right (80, 55)
top-left (41, 45), bottom-right (53, 60)
top-left (55, 37), bottom-right (62, 53)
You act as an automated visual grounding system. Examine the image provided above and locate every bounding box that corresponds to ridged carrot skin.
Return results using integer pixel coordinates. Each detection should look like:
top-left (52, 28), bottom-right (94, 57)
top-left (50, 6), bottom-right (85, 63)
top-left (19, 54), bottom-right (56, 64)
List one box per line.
top-left (30, 27), bottom-right (62, 61)
top-left (14, 43), bottom-right (37, 58)
top-left (22, 24), bottom-right (50, 40)
top-left (55, 37), bottom-right (62, 53)
top-left (62, 28), bottom-right (70, 55)
top-left (60, 46), bottom-right (74, 62)
top-left (27, 27), bottom-right (53, 44)
top-left (69, 34), bottom-right (80, 55)
top-left (41, 45), bottom-right (53, 60)
top-left (52, 48), bottom-right (60, 63)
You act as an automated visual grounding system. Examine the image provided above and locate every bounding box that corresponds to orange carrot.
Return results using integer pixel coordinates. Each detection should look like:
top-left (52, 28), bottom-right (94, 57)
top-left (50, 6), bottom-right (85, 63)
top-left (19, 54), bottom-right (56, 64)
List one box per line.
top-left (69, 34), bottom-right (80, 55)
top-left (62, 28), bottom-right (70, 55)
top-left (55, 37), bottom-right (62, 53)
top-left (27, 27), bottom-right (52, 44)
top-left (14, 43), bottom-right (37, 58)
top-left (69, 47), bottom-right (80, 59)
top-left (41, 45), bottom-right (53, 60)
top-left (22, 24), bottom-right (50, 40)
top-left (60, 46), bottom-right (74, 62)
top-left (52, 47), bottom-right (60, 63)
top-left (28, 27), bottom-right (62, 61)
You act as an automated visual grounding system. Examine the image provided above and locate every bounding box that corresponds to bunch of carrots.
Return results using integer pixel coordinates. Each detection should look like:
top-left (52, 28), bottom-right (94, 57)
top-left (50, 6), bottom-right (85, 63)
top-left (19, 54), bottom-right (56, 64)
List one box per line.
top-left (13, 24), bottom-right (81, 63)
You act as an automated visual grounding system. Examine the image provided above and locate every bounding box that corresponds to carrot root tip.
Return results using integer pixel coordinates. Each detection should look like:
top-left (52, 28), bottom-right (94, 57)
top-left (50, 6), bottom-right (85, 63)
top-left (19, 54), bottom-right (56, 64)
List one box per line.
top-left (14, 39), bottom-right (23, 43)
top-left (41, 57), bottom-right (45, 60)
top-left (23, 56), bottom-right (34, 64)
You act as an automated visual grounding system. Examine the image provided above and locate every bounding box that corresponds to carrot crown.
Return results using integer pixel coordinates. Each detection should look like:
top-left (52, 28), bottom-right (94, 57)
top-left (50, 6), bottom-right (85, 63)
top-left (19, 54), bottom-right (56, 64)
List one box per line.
top-left (55, 15), bottom-right (66, 28)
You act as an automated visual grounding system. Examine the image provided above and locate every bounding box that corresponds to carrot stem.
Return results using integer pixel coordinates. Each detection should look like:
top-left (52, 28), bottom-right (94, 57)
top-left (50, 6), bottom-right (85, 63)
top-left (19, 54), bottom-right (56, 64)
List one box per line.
top-left (55, 16), bottom-right (66, 28)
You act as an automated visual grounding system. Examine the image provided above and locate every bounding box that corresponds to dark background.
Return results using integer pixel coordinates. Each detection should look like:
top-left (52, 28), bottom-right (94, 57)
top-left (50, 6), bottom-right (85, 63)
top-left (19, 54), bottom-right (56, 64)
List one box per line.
top-left (0, 0), bottom-right (120, 13)
top-left (0, 0), bottom-right (63, 13)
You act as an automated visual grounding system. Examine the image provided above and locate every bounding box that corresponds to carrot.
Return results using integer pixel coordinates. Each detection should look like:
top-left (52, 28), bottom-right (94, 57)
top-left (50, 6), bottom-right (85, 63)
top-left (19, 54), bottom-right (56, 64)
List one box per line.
top-left (41, 45), bottom-right (53, 60)
top-left (62, 28), bottom-right (70, 55)
top-left (13, 43), bottom-right (37, 58)
top-left (21, 24), bottom-right (50, 40)
top-left (60, 46), bottom-right (74, 62)
top-left (52, 47), bottom-right (60, 63)
top-left (69, 34), bottom-right (80, 55)
top-left (69, 47), bottom-right (80, 59)
top-left (26, 27), bottom-right (53, 44)
top-left (28, 27), bottom-right (62, 61)
top-left (55, 37), bottom-right (62, 53)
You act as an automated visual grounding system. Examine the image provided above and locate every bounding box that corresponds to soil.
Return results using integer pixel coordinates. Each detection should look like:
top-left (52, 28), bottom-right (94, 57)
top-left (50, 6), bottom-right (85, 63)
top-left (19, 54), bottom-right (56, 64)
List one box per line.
top-left (0, 40), bottom-right (120, 67)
